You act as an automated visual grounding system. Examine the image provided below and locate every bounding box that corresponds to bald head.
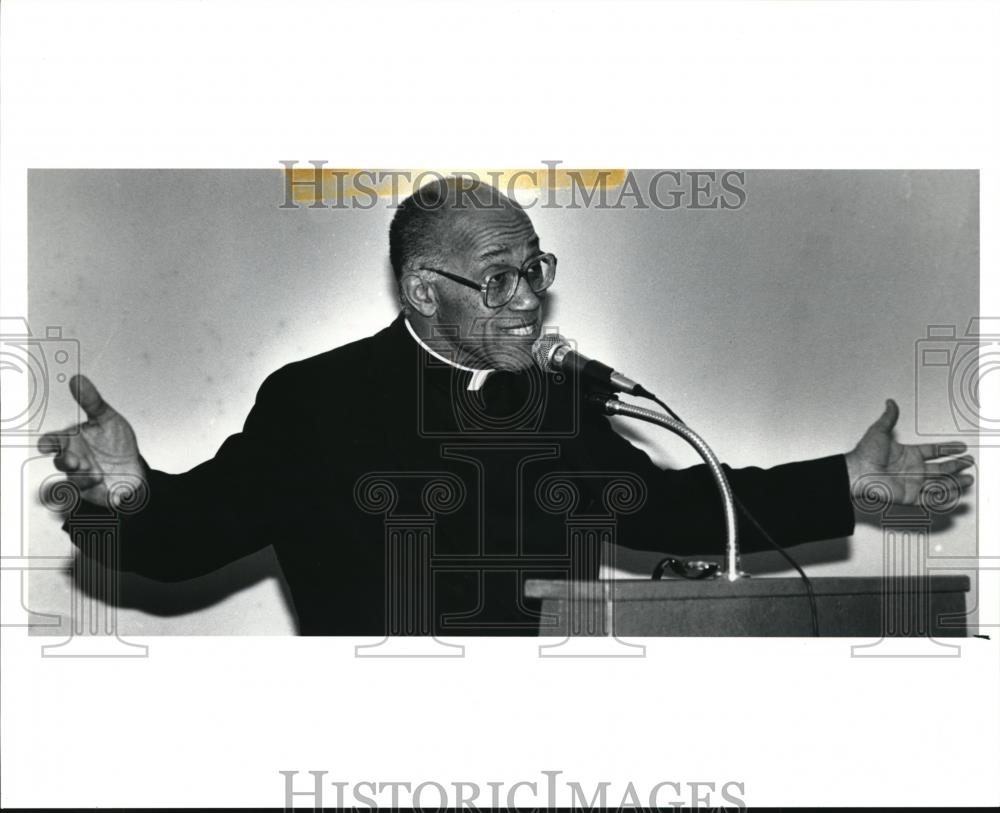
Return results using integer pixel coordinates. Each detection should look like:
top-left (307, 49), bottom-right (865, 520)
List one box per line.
top-left (389, 177), bottom-right (527, 284)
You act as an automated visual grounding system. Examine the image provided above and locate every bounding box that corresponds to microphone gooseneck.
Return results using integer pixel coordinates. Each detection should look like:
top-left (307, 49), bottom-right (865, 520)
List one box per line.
top-left (600, 398), bottom-right (745, 581)
top-left (531, 333), bottom-right (820, 628)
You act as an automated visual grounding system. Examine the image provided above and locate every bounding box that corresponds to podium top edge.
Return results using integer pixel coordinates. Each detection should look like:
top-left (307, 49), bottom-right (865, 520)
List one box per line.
top-left (524, 575), bottom-right (971, 600)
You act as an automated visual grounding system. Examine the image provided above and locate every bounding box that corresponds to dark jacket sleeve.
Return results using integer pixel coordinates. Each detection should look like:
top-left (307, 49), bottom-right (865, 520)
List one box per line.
top-left (62, 368), bottom-right (296, 581)
top-left (583, 410), bottom-right (856, 556)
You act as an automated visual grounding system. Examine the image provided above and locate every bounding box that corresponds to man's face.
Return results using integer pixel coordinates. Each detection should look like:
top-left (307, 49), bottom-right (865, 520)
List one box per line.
top-left (431, 204), bottom-right (547, 371)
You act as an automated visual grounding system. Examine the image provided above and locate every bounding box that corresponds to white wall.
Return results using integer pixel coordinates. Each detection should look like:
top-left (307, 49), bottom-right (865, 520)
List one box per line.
top-left (25, 169), bottom-right (979, 634)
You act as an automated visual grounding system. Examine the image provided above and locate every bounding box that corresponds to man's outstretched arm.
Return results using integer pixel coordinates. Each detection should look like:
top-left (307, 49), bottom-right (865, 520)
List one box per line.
top-left (38, 372), bottom-right (292, 581)
top-left (585, 398), bottom-right (974, 557)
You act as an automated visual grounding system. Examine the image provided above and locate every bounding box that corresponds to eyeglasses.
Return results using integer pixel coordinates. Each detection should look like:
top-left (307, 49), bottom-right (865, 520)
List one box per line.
top-left (418, 252), bottom-right (557, 309)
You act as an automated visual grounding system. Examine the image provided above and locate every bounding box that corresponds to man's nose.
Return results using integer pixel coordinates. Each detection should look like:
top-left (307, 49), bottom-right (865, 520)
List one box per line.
top-left (508, 276), bottom-right (541, 310)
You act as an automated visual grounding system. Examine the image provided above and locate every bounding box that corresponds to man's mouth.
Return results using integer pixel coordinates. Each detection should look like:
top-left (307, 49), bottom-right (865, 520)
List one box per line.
top-left (496, 321), bottom-right (538, 337)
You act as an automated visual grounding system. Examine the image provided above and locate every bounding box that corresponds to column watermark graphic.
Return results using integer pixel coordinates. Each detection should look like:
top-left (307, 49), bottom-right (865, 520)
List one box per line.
top-left (354, 471), bottom-right (466, 657)
top-left (851, 471), bottom-right (970, 657)
top-left (533, 471), bottom-right (647, 657)
top-left (38, 473), bottom-right (149, 657)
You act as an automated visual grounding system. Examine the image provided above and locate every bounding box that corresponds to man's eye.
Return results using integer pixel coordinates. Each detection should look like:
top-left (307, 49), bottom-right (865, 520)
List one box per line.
top-left (486, 271), bottom-right (516, 293)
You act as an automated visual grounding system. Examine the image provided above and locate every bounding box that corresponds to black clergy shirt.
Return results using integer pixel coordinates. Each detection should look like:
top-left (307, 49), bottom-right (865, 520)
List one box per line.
top-left (64, 312), bottom-right (856, 635)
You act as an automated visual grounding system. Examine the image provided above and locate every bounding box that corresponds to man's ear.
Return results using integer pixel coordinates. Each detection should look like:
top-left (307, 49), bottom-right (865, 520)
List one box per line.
top-left (400, 272), bottom-right (438, 317)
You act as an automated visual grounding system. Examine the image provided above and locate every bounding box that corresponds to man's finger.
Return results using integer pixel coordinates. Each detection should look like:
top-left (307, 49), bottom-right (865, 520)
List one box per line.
top-left (37, 431), bottom-right (67, 455)
top-left (69, 374), bottom-right (111, 421)
top-left (871, 398), bottom-right (899, 433)
top-left (64, 470), bottom-right (104, 491)
top-left (918, 441), bottom-right (968, 460)
top-left (920, 473), bottom-right (974, 503)
top-left (928, 455), bottom-right (976, 475)
top-left (42, 473), bottom-right (104, 502)
top-left (53, 452), bottom-right (84, 473)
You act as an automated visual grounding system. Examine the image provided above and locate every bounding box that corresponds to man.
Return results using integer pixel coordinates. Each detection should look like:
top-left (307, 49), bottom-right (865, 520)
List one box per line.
top-left (38, 178), bottom-right (975, 635)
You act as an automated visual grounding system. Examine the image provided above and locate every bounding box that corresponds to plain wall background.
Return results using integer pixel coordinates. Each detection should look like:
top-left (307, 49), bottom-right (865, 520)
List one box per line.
top-left (25, 169), bottom-right (979, 634)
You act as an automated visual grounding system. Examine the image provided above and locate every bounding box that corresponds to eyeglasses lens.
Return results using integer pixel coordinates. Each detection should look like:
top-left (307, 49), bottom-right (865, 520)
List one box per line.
top-left (484, 256), bottom-right (556, 308)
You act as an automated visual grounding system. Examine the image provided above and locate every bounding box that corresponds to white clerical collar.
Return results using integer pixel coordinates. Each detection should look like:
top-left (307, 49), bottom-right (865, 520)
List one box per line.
top-left (404, 316), bottom-right (494, 391)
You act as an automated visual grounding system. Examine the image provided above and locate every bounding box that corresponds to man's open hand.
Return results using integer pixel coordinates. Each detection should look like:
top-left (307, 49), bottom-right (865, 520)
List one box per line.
top-left (845, 398), bottom-right (975, 507)
top-left (37, 374), bottom-right (145, 508)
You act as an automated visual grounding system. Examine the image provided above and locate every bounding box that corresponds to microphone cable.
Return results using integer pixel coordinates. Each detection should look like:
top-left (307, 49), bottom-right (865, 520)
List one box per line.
top-left (629, 389), bottom-right (821, 636)
top-left (634, 385), bottom-right (684, 425)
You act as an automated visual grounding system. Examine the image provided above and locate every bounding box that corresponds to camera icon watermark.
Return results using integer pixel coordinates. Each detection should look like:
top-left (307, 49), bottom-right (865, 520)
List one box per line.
top-left (915, 318), bottom-right (1000, 443)
top-left (0, 317), bottom-right (80, 445)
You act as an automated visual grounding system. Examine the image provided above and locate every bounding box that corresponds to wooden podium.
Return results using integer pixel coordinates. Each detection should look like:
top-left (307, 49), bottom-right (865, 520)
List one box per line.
top-left (524, 576), bottom-right (970, 636)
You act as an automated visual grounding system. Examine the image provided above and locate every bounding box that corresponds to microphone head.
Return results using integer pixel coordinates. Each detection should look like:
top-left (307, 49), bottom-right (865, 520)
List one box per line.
top-left (531, 334), bottom-right (570, 372)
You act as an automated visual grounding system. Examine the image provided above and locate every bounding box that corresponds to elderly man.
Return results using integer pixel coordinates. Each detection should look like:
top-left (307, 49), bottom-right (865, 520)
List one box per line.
top-left (39, 178), bottom-right (974, 635)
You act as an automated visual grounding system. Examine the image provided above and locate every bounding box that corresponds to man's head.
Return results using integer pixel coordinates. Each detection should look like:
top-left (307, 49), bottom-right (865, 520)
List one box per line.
top-left (389, 178), bottom-right (553, 371)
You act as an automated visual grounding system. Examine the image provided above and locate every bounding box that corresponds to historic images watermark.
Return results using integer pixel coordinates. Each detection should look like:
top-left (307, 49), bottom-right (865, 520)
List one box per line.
top-left (278, 162), bottom-right (749, 211)
top-left (279, 769), bottom-right (747, 810)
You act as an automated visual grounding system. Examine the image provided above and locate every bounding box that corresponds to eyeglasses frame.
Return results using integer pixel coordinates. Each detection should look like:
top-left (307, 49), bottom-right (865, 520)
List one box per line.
top-left (414, 252), bottom-right (557, 309)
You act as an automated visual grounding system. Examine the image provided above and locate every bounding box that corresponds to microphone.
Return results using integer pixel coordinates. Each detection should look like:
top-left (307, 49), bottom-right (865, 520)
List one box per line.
top-left (531, 334), bottom-right (642, 395)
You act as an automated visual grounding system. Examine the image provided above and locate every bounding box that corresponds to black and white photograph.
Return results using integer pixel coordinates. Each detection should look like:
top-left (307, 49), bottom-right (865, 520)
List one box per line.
top-left (20, 167), bottom-right (981, 643)
top-left (2, 1), bottom-right (998, 810)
